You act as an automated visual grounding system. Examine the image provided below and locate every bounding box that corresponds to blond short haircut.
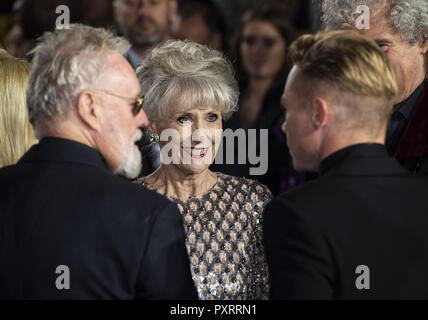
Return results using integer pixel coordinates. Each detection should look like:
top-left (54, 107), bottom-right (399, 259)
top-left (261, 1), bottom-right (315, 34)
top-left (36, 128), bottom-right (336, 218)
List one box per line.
top-left (0, 49), bottom-right (37, 167)
top-left (289, 30), bottom-right (398, 131)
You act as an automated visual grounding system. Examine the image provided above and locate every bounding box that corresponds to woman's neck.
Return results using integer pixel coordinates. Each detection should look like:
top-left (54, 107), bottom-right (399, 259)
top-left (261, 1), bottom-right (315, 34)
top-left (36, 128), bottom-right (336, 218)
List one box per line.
top-left (144, 165), bottom-right (218, 200)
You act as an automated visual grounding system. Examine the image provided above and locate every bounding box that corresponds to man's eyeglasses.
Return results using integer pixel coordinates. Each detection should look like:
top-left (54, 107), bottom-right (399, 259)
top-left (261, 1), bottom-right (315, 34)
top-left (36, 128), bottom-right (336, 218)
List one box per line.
top-left (91, 89), bottom-right (144, 116)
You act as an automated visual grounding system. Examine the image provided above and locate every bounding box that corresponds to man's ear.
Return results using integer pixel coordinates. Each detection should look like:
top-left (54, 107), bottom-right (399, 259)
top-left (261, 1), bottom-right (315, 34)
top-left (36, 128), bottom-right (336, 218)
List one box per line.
top-left (420, 39), bottom-right (428, 55)
top-left (311, 97), bottom-right (328, 130)
top-left (76, 91), bottom-right (102, 132)
top-left (148, 121), bottom-right (158, 134)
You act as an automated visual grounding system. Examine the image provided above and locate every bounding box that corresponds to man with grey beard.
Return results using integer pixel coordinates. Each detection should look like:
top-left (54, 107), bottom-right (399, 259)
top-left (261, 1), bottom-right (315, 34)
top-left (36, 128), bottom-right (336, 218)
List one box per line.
top-left (0, 24), bottom-right (197, 300)
top-left (113, 0), bottom-right (178, 177)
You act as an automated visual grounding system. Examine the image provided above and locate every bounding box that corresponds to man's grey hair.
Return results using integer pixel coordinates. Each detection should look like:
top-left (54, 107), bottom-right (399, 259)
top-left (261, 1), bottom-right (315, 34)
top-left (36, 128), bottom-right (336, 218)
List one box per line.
top-left (321, 0), bottom-right (428, 45)
top-left (27, 24), bottom-right (130, 136)
top-left (136, 40), bottom-right (238, 122)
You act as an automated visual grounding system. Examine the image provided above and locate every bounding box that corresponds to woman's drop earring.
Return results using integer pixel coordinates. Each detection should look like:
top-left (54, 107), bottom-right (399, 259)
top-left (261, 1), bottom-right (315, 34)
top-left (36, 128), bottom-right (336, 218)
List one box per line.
top-left (150, 132), bottom-right (160, 144)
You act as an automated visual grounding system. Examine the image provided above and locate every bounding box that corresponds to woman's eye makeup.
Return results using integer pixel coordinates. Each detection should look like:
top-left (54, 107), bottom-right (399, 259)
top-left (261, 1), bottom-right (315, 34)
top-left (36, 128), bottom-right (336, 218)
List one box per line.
top-left (206, 113), bottom-right (219, 122)
top-left (176, 115), bottom-right (192, 124)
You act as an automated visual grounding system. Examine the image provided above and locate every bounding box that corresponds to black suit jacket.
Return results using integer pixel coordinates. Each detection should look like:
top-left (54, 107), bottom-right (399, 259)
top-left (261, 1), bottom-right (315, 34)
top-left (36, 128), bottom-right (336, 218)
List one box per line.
top-left (393, 80), bottom-right (428, 175)
top-left (263, 144), bottom-right (428, 299)
top-left (0, 137), bottom-right (197, 299)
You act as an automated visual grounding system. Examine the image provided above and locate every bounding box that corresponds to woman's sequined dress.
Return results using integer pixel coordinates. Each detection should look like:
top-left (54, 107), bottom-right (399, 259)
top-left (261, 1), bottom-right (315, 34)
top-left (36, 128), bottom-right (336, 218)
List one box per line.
top-left (137, 172), bottom-right (272, 299)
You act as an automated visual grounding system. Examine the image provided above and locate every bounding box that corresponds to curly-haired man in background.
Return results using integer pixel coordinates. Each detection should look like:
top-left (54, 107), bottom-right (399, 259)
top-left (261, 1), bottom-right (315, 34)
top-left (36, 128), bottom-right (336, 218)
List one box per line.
top-left (321, 0), bottom-right (428, 174)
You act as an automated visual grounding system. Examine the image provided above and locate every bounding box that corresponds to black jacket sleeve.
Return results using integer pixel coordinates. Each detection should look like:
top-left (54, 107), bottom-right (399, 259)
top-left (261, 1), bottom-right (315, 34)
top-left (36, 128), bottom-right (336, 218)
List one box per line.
top-left (136, 202), bottom-right (198, 299)
top-left (263, 197), bottom-right (334, 299)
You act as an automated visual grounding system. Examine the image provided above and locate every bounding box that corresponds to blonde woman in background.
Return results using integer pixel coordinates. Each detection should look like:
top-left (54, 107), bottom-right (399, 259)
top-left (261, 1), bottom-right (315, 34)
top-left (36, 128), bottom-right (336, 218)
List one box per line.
top-left (0, 49), bottom-right (37, 167)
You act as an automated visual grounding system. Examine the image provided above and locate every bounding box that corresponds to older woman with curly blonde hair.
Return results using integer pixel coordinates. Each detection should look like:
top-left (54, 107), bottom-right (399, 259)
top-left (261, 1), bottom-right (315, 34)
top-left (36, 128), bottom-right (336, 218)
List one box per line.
top-left (0, 49), bottom-right (37, 167)
top-left (136, 40), bottom-right (271, 300)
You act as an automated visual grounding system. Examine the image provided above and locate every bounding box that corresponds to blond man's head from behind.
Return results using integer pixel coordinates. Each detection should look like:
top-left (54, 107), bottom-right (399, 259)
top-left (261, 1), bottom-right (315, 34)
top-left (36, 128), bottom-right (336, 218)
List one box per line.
top-left (281, 30), bottom-right (398, 171)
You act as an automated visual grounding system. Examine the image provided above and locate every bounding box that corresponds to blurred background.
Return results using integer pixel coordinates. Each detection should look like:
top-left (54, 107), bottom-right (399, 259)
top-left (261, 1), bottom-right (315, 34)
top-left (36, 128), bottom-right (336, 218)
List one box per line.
top-left (0, 0), bottom-right (323, 195)
top-left (0, 0), bottom-right (321, 58)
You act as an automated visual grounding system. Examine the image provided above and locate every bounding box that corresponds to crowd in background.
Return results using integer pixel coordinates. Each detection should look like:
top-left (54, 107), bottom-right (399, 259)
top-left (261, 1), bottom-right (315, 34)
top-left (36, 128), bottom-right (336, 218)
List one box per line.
top-left (0, 0), bottom-right (317, 195)
top-left (0, 0), bottom-right (316, 54)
